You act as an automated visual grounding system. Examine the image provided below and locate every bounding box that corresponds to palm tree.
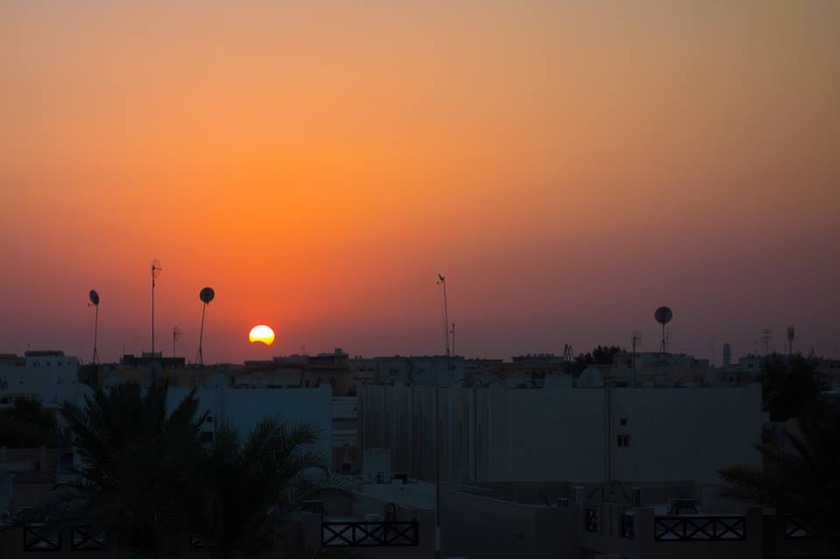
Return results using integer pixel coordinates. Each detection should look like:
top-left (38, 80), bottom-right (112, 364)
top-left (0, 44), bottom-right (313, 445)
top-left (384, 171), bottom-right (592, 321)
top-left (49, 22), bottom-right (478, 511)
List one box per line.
top-left (720, 401), bottom-right (840, 552)
top-left (41, 381), bottom-right (206, 556)
top-left (197, 417), bottom-right (348, 558)
top-left (26, 381), bottom-right (346, 558)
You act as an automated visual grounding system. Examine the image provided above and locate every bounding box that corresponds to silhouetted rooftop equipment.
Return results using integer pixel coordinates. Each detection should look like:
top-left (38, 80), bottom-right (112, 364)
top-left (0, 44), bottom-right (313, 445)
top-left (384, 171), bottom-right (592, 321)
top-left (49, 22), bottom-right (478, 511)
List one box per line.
top-left (150, 258), bottom-right (163, 354)
top-left (197, 286), bottom-right (215, 366)
top-left (88, 289), bottom-right (100, 365)
top-left (655, 306), bottom-right (672, 355)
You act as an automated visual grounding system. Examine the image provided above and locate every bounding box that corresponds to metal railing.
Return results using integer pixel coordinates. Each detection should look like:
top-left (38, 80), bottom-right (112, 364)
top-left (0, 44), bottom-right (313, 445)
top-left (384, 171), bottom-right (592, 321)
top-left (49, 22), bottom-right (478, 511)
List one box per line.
top-left (70, 526), bottom-right (107, 551)
top-left (23, 524), bottom-right (62, 552)
top-left (654, 515), bottom-right (745, 542)
top-left (784, 516), bottom-right (814, 540)
top-left (322, 520), bottom-right (419, 547)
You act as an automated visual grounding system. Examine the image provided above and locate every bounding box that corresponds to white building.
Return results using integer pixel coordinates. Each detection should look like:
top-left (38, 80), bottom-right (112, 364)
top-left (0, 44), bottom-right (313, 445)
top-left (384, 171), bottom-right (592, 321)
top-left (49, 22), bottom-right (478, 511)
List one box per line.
top-left (359, 382), bottom-right (762, 485)
top-left (0, 351), bottom-right (80, 405)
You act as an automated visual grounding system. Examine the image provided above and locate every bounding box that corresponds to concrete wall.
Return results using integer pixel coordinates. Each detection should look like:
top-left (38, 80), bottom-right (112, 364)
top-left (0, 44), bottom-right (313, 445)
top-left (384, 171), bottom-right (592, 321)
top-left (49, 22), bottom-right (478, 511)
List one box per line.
top-left (611, 385), bottom-right (763, 484)
top-left (360, 384), bottom-right (762, 485)
top-left (443, 488), bottom-right (581, 559)
top-left (487, 388), bottom-right (605, 482)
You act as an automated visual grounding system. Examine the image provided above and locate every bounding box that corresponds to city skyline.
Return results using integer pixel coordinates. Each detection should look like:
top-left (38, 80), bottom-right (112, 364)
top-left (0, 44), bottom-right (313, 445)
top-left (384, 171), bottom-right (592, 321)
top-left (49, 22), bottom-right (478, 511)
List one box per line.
top-left (2, 1), bottom-right (839, 363)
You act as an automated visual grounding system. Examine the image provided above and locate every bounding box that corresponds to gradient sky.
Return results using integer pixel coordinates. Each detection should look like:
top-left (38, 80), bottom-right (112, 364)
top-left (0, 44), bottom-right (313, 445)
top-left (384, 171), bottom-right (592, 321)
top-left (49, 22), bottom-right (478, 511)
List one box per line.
top-left (2, 1), bottom-right (839, 364)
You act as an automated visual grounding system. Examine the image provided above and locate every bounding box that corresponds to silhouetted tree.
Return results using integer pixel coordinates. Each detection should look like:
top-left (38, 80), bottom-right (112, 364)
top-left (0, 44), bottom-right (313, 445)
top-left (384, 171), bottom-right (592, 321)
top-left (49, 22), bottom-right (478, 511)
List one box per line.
top-left (197, 418), bottom-right (347, 558)
top-left (38, 381), bottom-right (206, 556)
top-left (720, 402), bottom-right (840, 552)
top-left (760, 354), bottom-right (821, 421)
top-left (27, 381), bottom-right (345, 558)
top-left (0, 397), bottom-right (57, 448)
top-left (574, 345), bottom-right (626, 374)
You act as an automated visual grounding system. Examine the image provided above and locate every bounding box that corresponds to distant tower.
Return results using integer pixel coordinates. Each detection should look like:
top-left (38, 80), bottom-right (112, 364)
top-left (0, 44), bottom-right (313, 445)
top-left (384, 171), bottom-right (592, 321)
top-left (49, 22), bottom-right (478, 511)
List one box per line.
top-left (787, 325), bottom-right (795, 355)
top-left (723, 343), bottom-right (731, 368)
top-left (654, 307), bottom-right (673, 356)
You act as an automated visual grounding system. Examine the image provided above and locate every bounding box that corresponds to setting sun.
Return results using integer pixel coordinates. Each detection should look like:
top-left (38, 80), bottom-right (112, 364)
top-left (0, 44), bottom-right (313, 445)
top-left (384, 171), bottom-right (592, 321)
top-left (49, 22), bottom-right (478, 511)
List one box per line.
top-left (248, 325), bottom-right (276, 346)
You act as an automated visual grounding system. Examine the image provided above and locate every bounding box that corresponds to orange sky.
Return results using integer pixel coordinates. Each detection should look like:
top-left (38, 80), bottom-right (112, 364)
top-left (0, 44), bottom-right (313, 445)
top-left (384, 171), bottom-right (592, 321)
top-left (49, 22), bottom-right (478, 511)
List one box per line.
top-left (2, 1), bottom-right (839, 363)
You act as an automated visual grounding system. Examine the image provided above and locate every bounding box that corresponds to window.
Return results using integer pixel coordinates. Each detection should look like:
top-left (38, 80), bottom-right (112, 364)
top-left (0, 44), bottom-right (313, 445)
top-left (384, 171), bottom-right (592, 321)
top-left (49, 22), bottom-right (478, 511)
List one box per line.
top-left (619, 418), bottom-right (627, 426)
top-left (617, 435), bottom-right (631, 447)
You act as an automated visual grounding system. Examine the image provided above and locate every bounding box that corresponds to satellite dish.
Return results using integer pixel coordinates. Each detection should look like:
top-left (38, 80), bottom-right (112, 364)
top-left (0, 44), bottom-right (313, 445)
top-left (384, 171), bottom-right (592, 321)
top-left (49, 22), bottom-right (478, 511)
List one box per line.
top-left (199, 287), bottom-right (215, 304)
top-left (654, 306), bottom-right (673, 325)
top-left (89, 289), bottom-right (100, 306)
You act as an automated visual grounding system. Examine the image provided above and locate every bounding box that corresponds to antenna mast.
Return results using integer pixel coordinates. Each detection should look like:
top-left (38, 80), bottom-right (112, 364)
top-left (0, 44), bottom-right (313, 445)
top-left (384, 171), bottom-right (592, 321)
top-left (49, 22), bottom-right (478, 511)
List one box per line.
top-left (437, 274), bottom-right (450, 357)
top-left (150, 259), bottom-right (163, 355)
top-left (761, 328), bottom-right (773, 355)
top-left (631, 330), bottom-right (642, 383)
top-left (173, 326), bottom-right (181, 358)
top-left (786, 325), bottom-right (795, 355)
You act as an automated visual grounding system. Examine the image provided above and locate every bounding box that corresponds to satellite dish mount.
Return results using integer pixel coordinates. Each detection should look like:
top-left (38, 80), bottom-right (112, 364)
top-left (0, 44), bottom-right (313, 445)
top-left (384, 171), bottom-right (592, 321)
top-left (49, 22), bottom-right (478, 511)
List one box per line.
top-left (197, 287), bottom-right (215, 366)
top-left (654, 306), bottom-right (673, 356)
top-left (89, 290), bottom-right (100, 365)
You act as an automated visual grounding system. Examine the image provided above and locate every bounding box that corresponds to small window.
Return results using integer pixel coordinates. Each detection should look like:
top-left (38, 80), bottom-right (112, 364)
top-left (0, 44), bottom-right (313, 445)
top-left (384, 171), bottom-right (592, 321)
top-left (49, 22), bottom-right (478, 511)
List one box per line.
top-left (617, 435), bottom-right (631, 447)
top-left (619, 418), bottom-right (627, 426)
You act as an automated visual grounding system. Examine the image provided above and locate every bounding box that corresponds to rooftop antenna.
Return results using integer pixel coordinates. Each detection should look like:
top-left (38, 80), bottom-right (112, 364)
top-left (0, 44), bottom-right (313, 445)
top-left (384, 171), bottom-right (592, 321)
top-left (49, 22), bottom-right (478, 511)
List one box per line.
top-left (436, 274), bottom-right (451, 358)
top-left (88, 290), bottom-right (100, 365)
top-left (197, 287), bottom-right (215, 366)
top-left (786, 325), bottom-right (795, 355)
top-left (172, 326), bottom-right (182, 358)
top-left (761, 328), bottom-right (773, 355)
top-left (631, 330), bottom-right (642, 381)
top-left (150, 259), bottom-right (163, 355)
top-left (654, 306), bottom-right (673, 356)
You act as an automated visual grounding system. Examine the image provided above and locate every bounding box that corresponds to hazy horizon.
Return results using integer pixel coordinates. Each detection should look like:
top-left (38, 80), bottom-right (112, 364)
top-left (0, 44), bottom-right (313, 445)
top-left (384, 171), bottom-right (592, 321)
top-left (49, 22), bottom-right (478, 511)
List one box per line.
top-left (2, 1), bottom-right (839, 364)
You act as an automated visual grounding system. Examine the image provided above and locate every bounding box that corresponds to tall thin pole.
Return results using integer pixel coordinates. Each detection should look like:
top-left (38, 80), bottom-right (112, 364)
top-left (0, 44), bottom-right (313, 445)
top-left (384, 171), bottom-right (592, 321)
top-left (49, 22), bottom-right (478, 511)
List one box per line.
top-left (151, 272), bottom-right (156, 355)
top-left (92, 305), bottom-right (99, 365)
top-left (197, 303), bottom-right (207, 366)
top-left (438, 275), bottom-right (450, 357)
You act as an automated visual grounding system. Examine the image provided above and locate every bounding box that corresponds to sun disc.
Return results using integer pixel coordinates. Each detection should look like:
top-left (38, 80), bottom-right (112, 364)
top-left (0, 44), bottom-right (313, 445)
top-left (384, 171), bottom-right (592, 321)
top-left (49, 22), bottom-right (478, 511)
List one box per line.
top-left (248, 324), bottom-right (275, 346)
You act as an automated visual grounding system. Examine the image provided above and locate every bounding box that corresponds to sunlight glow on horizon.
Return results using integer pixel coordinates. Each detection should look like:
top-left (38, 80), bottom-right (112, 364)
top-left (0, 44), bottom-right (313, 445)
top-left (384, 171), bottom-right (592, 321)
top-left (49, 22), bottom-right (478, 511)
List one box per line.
top-left (1, 1), bottom-right (839, 362)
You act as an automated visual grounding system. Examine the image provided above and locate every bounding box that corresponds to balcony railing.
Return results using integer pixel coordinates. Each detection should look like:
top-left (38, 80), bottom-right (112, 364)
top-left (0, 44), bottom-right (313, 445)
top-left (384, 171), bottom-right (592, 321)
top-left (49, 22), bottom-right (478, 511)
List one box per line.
top-left (322, 520), bottom-right (419, 547)
top-left (784, 516), bottom-right (814, 540)
top-left (654, 515), bottom-right (745, 542)
top-left (70, 526), bottom-right (107, 551)
top-left (23, 524), bottom-right (62, 552)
